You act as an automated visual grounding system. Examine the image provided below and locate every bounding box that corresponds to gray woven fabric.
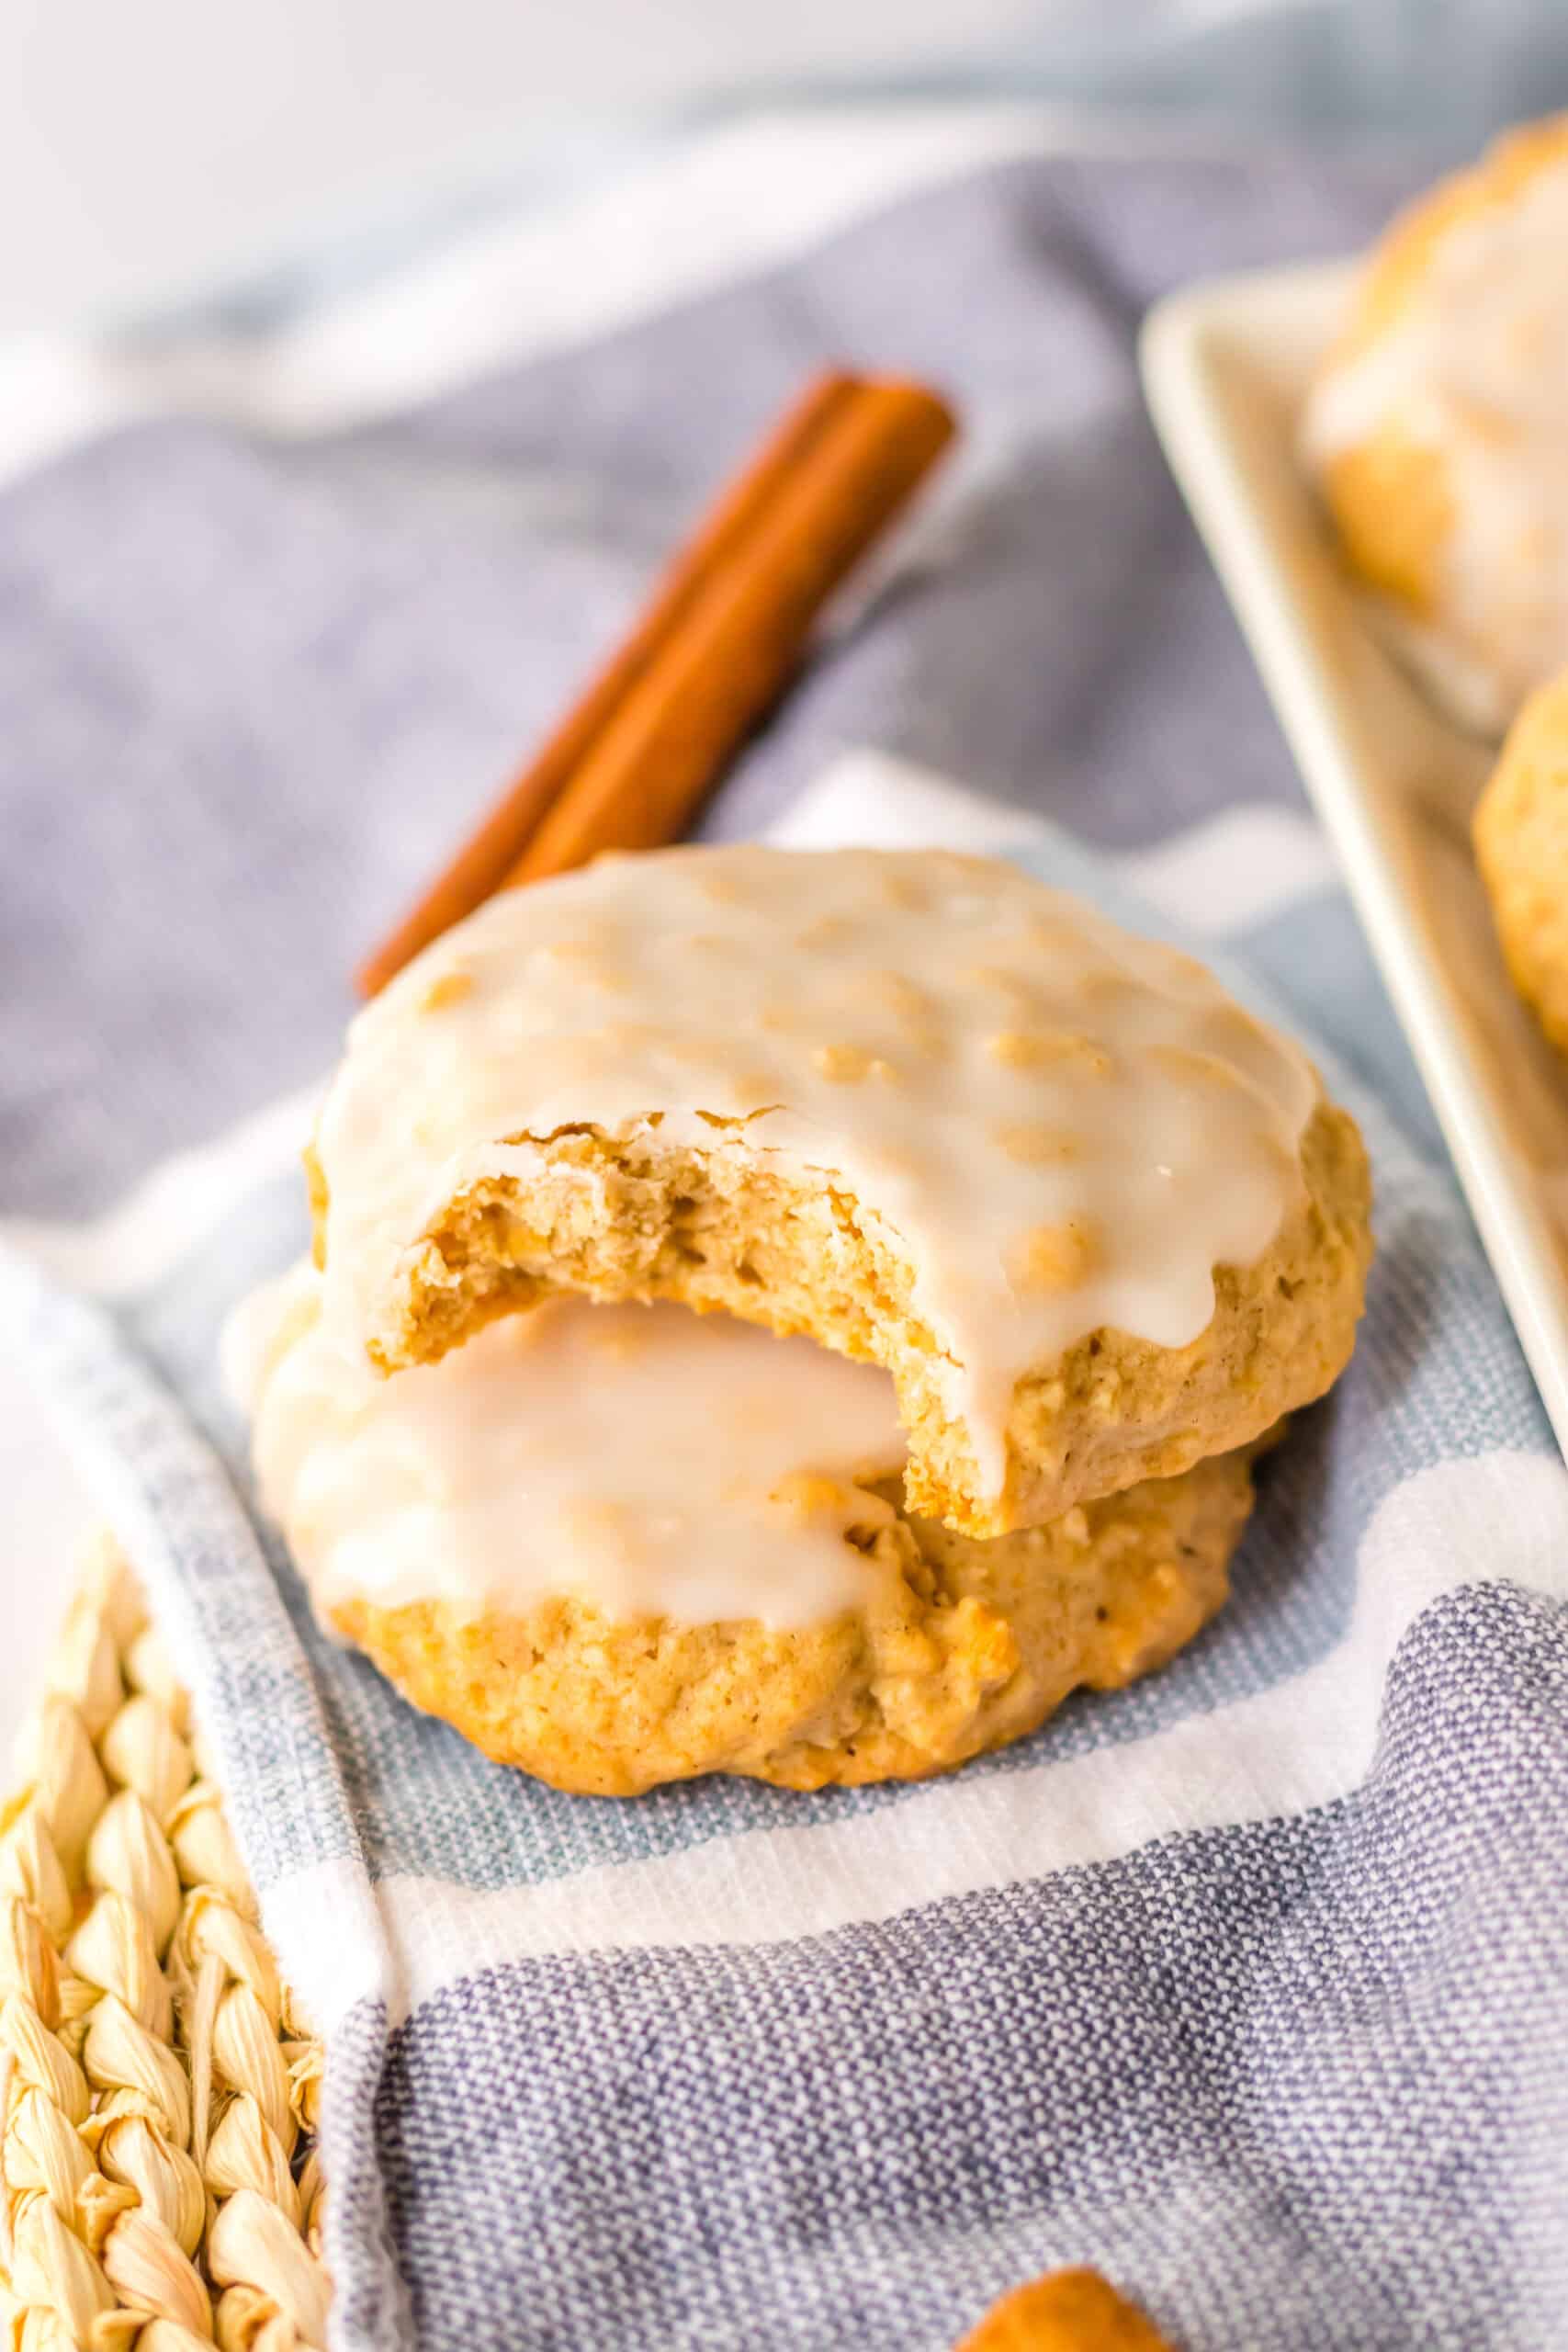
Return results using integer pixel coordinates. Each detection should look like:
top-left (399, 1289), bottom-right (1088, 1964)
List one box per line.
top-left (6, 139), bottom-right (1568, 2352)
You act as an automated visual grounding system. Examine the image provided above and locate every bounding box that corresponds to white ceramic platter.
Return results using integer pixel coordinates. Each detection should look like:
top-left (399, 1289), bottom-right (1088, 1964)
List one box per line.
top-left (1141, 259), bottom-right (1568, 1460)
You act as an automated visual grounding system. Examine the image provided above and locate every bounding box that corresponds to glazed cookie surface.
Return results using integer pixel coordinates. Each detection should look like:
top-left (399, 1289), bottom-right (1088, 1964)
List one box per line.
top-left (237, 1273), bottom-right (1256, 1796)
top-left (1301, 114), bottom-right (1568, 734)
top-left (1474, 670), bottom-right (1568, 1053)
top-left (311, 846), bottom-right (1371, 1537)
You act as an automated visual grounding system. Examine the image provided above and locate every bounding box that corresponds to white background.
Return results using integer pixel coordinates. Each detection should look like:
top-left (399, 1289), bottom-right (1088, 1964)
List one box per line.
top-left (1, 0), bottom-right (1060, 327)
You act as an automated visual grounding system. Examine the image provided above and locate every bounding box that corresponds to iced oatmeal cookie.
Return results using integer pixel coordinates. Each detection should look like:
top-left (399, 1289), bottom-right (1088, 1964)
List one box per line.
top-left (309, 845), bottom-right (1370, 1538)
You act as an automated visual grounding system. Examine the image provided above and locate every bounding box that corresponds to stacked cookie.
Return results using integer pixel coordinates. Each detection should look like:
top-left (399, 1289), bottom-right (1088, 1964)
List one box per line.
top-left (237, 847), bottom-right (1372, 1794)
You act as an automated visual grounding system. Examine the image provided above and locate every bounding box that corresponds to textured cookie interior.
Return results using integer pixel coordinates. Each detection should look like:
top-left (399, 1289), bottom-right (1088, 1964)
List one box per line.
top-left (326, 1095), bottom-right (1371, 1539)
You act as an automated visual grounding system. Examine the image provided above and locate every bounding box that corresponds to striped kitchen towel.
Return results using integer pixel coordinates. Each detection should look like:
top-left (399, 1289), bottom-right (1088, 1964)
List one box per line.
top-left (4, 111), bottom-right (1566, 2350)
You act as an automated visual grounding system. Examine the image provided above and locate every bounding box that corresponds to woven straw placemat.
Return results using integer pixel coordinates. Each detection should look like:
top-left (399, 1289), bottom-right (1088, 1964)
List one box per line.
top-left (0, 1540), bottom-right (1159, 2352)
top-left (0, 1533), bottom-right (330, 2349)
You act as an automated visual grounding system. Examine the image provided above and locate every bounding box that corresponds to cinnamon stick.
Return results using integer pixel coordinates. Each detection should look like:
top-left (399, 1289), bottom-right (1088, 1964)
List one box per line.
top-left (509, 376), bottom-right (954, 884)
top-left (356, 370), bottom-right (955, 994)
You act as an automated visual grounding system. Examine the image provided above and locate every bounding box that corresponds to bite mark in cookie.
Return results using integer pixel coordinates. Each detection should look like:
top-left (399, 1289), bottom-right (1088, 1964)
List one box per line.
top-left (309, 845), bottom-right (1364, 1535)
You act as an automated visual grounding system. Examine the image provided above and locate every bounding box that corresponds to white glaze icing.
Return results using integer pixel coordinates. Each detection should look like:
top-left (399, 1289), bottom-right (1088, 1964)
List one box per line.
top-left (1303, 151), bottom-right (1568, 733)
top-left (314, 847), bottom-right (1319, 1494)
top-left (236, 1271), bottom-right (908, 1629)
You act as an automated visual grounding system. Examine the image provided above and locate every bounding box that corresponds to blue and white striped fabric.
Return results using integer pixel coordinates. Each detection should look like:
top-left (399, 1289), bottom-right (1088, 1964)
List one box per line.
top-left (6, 116), bottom-right (1568, 2351)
